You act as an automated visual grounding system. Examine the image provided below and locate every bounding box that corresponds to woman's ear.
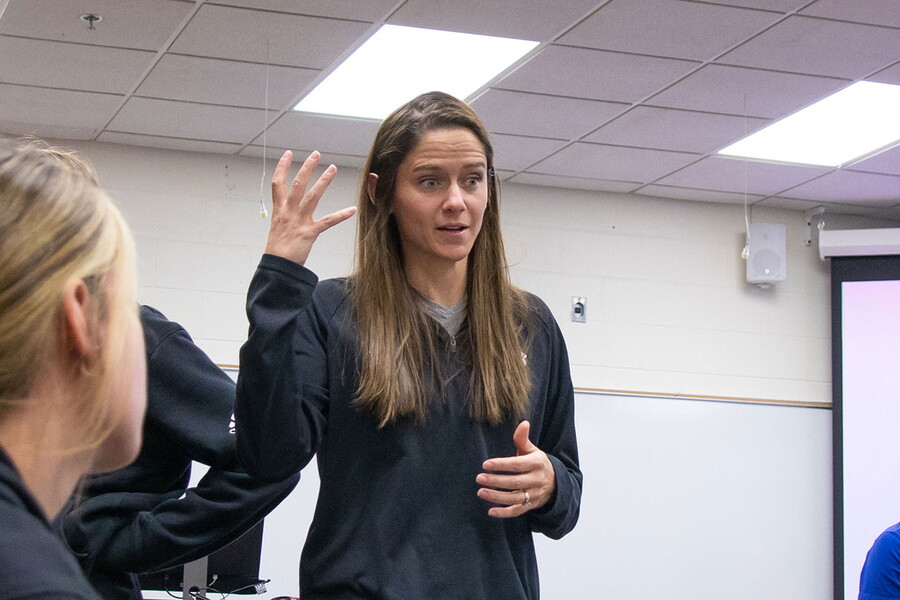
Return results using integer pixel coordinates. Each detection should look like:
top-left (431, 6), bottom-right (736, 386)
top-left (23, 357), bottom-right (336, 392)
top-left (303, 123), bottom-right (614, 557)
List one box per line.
top-left (365, 173), bottom-right (379, 205)
top-left (61, 278), bottom-right (96, 363)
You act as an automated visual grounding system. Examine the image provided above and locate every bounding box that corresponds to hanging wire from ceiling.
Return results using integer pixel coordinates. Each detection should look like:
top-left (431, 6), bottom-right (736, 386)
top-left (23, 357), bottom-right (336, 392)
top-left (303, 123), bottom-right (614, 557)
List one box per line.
top-left (257, 40), bottom-right (270, 218)
top-left (741, 93), bottom-right (751, 260)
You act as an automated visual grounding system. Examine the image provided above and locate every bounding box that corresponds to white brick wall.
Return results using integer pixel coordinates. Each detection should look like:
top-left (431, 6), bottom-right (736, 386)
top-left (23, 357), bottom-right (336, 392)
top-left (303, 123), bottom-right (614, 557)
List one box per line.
top-left (65, 139), bottom-right (896, 404)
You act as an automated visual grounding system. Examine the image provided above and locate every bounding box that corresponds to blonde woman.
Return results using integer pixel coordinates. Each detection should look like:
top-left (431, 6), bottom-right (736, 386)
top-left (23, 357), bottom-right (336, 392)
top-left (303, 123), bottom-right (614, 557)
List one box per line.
top-left (0, 138), bottom-right (146, 598)
top-left (236, 92), bottom-right (581, 599)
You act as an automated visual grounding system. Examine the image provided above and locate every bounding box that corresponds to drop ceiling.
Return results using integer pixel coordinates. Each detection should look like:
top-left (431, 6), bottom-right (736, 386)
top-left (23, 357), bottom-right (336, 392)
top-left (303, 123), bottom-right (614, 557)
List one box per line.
top-left (1, 0), bottom-right (899, 217)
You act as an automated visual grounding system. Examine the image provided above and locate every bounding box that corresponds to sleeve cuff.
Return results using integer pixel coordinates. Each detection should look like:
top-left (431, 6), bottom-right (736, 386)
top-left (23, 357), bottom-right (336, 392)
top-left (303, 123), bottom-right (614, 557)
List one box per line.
top-left (530, 453), bottom-right (568, 518)
top-left (258, 254), bottom-right (319, 287)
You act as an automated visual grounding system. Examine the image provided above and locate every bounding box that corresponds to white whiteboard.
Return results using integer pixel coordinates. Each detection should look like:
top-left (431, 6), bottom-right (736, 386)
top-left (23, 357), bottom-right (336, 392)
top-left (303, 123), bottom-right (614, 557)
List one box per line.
top-left (191, 390), bottom-right (834, 599)
top-left (535, 392), bottom-right (833, 600)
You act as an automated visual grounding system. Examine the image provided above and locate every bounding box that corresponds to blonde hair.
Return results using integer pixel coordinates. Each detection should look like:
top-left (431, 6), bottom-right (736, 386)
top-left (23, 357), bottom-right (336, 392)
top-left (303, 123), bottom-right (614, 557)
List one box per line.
top-left (351, 92), bottom-right (532, 427)
top-left (0, 137), bottom-right (138, 454)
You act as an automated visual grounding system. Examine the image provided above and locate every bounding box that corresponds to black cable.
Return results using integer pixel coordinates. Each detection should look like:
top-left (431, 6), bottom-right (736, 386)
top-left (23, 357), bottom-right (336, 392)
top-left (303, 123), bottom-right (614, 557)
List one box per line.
top-left (163, 574), bottom-right (182, 599)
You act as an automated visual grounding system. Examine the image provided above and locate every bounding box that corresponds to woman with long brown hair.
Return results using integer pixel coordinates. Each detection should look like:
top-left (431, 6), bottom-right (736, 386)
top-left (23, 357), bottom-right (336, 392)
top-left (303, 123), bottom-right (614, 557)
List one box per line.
top-left (236, 91), bottom-right (581, 599)
top-left (0, 138), bottom-right (146, 598)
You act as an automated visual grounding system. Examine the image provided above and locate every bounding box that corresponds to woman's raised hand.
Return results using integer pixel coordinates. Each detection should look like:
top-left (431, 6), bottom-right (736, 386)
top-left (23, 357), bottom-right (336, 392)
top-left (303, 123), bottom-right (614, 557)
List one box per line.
top-left (264, 150), bottom-right (356, 266)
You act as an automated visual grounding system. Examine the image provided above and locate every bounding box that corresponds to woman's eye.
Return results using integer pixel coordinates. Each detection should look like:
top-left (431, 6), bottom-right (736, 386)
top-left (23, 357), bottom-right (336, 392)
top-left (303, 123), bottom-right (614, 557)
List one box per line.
top-left (465, 175), bottom-right (482, 187)
top-left (421, 178), bottom-right (439, 189)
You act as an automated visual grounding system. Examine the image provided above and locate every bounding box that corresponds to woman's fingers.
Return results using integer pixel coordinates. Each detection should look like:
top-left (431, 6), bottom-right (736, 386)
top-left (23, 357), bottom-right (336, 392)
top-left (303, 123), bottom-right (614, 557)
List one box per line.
top-left (264, 150), bottom-right (355, 265)
top-left (288, 151), bottom-right (321, 205)
top-left (270, 150), bottom-right (294, 213)
top-left (477, 486), bottom-right (534, 506)
top-left (476, 486), bottom-right (536, 519)
top-left (298, 163), bottom-right (336, 219)
top-left (476, 470), bottom-right (529, 492)
top-left (314, 205), bottom-right (357, 235)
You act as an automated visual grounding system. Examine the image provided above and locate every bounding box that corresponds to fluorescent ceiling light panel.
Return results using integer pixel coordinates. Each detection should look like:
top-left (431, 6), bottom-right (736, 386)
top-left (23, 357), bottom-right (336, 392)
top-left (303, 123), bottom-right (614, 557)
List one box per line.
top-left (718, 81), bottom-right (900, 167)
top-left (293, 25), bottom-right (538, 120)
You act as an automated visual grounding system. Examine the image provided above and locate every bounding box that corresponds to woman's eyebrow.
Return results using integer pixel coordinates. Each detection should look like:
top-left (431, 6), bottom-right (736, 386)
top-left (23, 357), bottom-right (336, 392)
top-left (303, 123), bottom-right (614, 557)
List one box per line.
top-left (410, 161), bottom-right (486, 173)
top-left (411, 164), bottom-right (441, 173)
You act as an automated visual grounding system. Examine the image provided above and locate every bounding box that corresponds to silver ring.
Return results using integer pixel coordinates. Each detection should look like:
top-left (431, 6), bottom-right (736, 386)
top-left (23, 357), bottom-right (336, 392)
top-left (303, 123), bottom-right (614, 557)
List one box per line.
top-left (522, 490), bottom-right (532, 507)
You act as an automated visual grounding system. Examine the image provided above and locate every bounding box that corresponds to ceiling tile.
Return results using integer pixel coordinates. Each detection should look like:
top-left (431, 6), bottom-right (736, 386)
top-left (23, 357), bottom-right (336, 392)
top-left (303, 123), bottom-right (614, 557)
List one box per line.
top-left (472, 89), bottom-right (626, 139)
top-left (107, 97), bottom-right (269, 143)
top-left (648, 64), bottom-right (846, 118)
top-left (780, 170), bottom-right (900, 207)
top-left (499, 45), bottom-right (698, 103)
top-left (240, 144), bottom-right (367, 169)
top-left (260, 112), bottom-right (381, 157)
top-left (97, 131), bottom-right (243, 154)
top-left (490, 134), bottom-right (568, 172)
top-left (637, 184), bottom-right (765, 205)
top-left (208, 0), bottom-right (398, 21)
top-left (560, 0), bottom-right (781, 60)
top-left (655, 156), bottom-right (830, 196)
top-left (0, 0), bottom-right (193, 50)
top-left (530, 142), bottom-right (700, 182)
top-left (170, 4), bottom-right (373, 68)
top-left (0, 0), bottom-right (895, 209)
top-left (870, 62), bottom-right (900, 85)
top-left (389, 0), bottom-right (600, 39)
top-left (719, 16), bottom-right (900, 79)
top-left (0, 84), bottom-right (122, 139)
top-left (137, 54), bottom-right (318, 109)
top-left (847, 145), bottom-right (900, 177)
top-left (700, 0), bottom-right (808, 10)
top-left (0, 36), bottom-right (155, 93)
top-left (801, 0), bottom-right (900, 28)
top-left (585, 106), bottom-right (771, 153)
top-left (509, 172), bottom-right (642, 193)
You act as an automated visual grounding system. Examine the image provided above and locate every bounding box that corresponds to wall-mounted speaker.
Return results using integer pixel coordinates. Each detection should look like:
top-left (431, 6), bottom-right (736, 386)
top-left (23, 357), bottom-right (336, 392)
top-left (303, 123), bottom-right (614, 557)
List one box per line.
top-left (747, 223), bottom-right (787, 285)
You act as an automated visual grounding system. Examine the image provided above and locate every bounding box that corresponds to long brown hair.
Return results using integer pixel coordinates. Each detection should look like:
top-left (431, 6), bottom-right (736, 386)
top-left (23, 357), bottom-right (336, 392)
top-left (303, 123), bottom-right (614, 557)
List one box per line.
top-left (350, 92), bottom-right (531, 427)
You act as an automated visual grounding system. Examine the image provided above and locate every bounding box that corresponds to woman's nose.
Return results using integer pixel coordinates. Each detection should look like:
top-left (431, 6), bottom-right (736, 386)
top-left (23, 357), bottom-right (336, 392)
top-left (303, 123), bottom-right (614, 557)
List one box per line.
top-left (443, 183), bottom-right (465, 210)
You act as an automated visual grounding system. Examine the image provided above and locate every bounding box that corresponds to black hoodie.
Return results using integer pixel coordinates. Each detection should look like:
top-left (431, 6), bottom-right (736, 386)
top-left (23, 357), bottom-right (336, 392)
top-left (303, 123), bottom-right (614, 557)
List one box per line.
top-left (57, 305), bottom-right (300, 599)
top-left (0, 446), bottom-right (100, 600)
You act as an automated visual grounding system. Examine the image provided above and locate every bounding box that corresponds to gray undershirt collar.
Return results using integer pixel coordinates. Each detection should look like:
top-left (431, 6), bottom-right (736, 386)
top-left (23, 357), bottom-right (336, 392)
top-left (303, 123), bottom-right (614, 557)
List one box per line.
top-left (420, 295), bottom-right (467, 337)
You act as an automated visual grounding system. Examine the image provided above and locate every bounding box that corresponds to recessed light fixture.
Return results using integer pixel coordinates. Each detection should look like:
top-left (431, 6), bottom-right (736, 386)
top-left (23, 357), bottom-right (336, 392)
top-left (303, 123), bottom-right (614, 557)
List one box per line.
top-left (718, 81), bottom-right (900, 167)
top-left (293, 24), bottom-right (539, 120)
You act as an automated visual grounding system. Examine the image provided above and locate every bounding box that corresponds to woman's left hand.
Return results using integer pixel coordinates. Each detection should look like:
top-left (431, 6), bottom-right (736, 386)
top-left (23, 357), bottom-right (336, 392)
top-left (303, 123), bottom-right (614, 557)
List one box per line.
top-left (476, 420), bottom-right (556, 518)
